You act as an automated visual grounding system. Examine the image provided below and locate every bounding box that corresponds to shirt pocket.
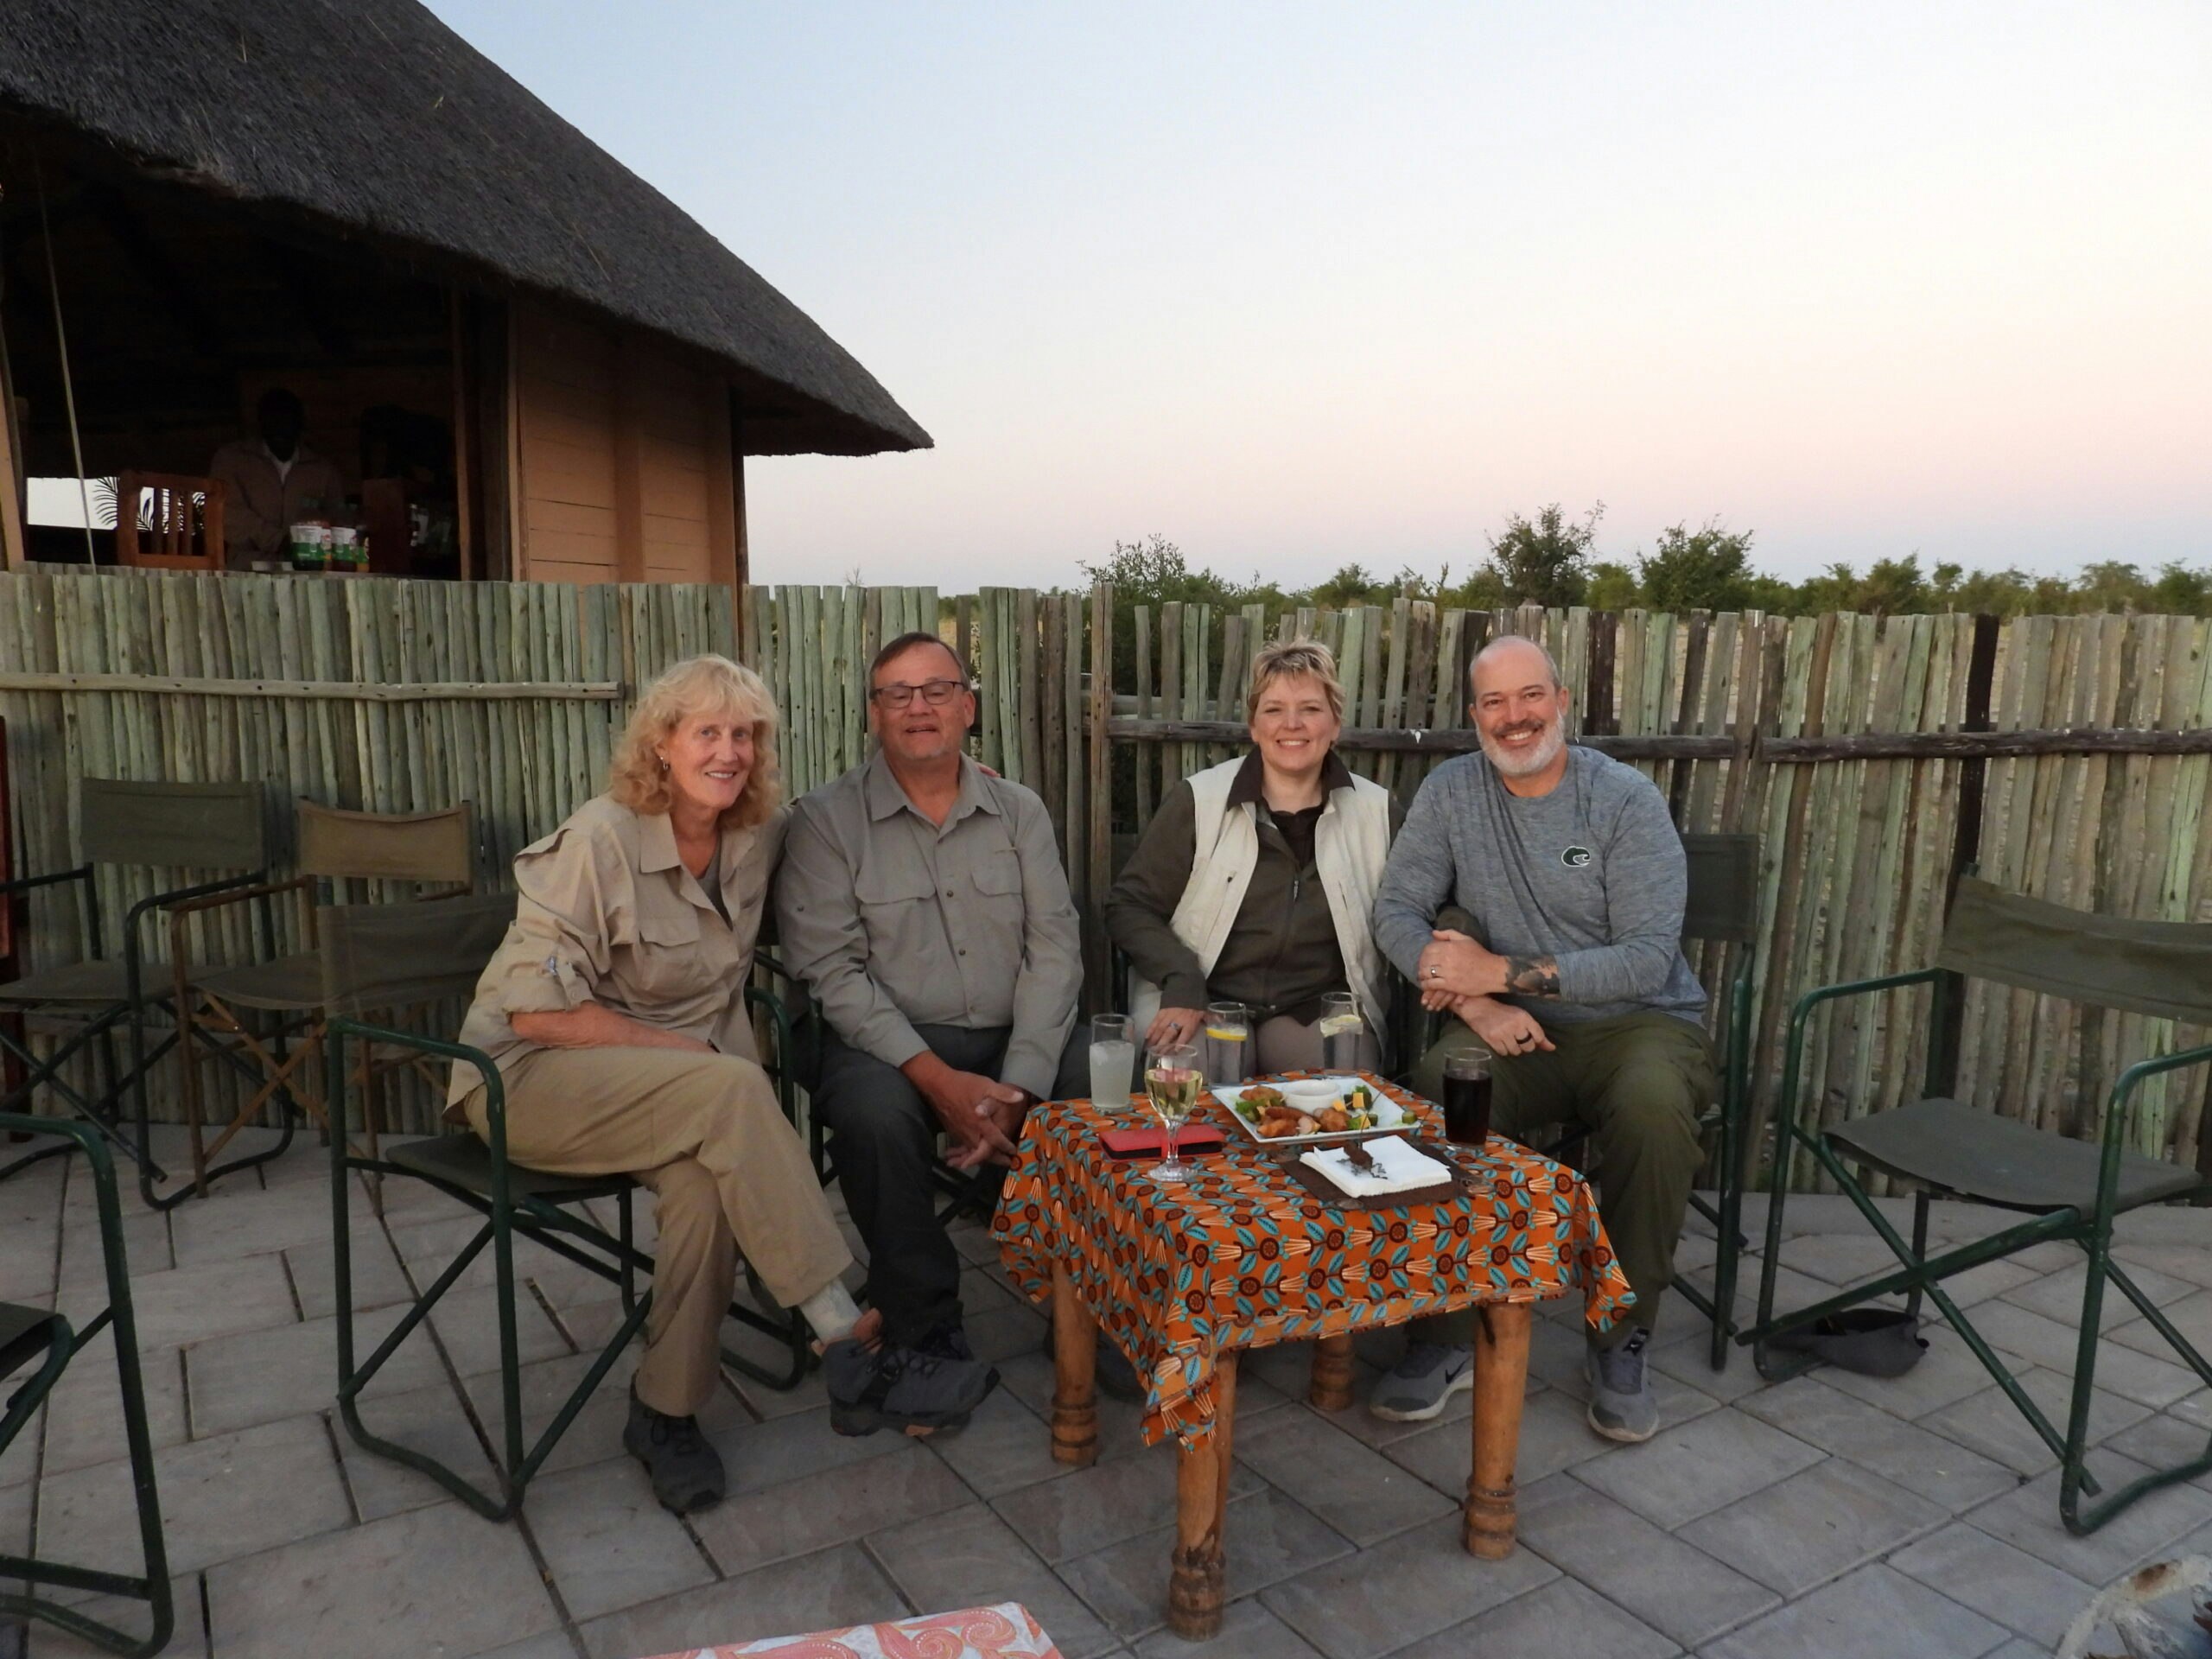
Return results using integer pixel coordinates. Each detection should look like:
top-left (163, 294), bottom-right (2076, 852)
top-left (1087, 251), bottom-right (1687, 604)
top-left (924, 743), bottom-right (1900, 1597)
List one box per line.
top-left (625, 905), bottom-right (715, 1007)
top-left (855, 859), bottom-right (936, 957)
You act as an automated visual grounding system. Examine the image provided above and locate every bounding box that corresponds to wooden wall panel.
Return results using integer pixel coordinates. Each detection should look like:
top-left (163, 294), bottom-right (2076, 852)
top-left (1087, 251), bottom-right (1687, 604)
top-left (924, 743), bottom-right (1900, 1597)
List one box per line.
top-left (511, 300), bottom-right (736, 588)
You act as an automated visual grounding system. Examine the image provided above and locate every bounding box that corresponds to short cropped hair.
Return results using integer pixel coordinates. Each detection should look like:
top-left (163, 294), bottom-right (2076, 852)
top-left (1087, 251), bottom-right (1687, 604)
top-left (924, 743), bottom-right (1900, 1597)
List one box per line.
top-left (1470, 634), bottom-right (1564, 690)
top-left (1248, 639), bottom-right (1346, 723)
top-left (608, 654), bottom-right (782, 828)
top-left (869, 630), bottom-right (970, 686)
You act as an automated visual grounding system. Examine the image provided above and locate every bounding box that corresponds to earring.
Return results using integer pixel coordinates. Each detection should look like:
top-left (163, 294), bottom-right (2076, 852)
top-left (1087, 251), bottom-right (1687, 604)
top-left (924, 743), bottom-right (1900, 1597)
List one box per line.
top-left (657, 753), bottom-right (669, 771)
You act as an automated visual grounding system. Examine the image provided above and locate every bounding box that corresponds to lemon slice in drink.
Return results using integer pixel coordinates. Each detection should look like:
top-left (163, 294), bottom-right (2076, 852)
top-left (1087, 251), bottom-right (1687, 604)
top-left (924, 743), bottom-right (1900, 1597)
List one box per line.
top-left (1316, 1014), bottom-right (1363, 1039)
top-left (1204, 1025), bottom-right (1247, 1042)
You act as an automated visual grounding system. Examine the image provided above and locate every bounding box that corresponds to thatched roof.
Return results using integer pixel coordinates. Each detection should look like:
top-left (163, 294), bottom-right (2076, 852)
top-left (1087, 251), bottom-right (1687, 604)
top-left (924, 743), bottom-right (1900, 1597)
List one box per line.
top-left (0, 0), bottom-right (931, 456)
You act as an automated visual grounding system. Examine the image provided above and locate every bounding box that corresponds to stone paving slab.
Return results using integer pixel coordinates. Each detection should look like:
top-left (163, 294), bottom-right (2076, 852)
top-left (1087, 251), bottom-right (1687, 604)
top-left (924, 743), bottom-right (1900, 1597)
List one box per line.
top-left (28, 1173), bottom-right (2212, 1656)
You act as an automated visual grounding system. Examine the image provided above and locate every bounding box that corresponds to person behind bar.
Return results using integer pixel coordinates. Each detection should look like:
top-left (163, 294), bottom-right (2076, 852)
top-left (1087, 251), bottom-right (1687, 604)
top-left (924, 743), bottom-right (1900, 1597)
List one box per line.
top-left (1105, 638), bottom-right (1400, 1072)
top-left (207, 385), bottom-right (347, 566)
top-left (776, 631), bottom-right (1086, 1410)
top-left (1368, 634), bottom-right (1711, 1442)
top-left (448, 654), bottom-right (997, 1515)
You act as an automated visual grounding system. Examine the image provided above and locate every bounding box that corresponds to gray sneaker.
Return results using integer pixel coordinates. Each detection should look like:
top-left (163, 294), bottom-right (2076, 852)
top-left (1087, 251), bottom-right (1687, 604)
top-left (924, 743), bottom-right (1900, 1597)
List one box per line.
top-left (1368, 1341), bottom-right (1473, 1422)
top-left (1585, 1328), bottom-right (1659, 1442)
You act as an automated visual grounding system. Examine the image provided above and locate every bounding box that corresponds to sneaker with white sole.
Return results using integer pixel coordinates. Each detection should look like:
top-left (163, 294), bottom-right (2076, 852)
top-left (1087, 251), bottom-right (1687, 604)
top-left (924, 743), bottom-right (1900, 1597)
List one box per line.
top-left (1368, 1341), bottom-right (1473, 1422)
top-left (1585, 1328), bottom-right (1659, 1442)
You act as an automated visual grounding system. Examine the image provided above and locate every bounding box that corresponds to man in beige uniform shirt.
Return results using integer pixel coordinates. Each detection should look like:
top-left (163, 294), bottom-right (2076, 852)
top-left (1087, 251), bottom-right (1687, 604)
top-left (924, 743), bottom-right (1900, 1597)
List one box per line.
top-left (778, 632), bottom-right (1084, 1370)
top-left (207, 386), bottom-right (346, 566)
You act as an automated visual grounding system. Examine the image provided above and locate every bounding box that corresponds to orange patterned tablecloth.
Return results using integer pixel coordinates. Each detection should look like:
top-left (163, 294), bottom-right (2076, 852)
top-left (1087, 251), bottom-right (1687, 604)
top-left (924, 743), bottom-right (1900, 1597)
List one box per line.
top-left (992, 1072), bottom-right (1633, 1448)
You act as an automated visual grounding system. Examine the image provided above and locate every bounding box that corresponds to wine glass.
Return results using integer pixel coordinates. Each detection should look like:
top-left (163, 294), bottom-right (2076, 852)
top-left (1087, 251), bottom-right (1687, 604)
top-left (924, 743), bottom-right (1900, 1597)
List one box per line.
top-left (1144, 1042), bottom-right (1202, 1185)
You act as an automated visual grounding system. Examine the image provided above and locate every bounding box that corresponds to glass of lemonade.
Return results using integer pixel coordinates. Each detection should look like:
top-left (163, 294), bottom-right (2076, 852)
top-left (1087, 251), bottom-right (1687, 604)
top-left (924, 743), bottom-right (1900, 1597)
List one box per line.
top-left (1203, 1001), bottom-right (1251, 1089)
top-left (1144, 1041), bottom-right (1203, 1184)
top-left (1089, 1014), bottom-right (1135, 1106)
top-left (1319, 992), bottom-right (1365, 1073)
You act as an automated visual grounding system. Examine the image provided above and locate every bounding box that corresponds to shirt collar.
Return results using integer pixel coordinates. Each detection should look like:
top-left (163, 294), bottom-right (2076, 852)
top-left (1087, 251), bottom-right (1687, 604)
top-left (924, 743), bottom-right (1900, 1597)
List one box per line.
top-left (865, 748), bottom-right (1001, 823)
top-left (638, 810), bottom-right (683, 874)
top-left (1227, 747), bottom-right (1357, 809)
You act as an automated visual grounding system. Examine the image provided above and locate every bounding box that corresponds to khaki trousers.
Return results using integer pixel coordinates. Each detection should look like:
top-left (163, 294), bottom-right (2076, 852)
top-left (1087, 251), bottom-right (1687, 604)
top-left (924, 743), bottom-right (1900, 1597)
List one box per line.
top-left (463, 1046), bottom-right (852, 1418)
top-left (1252, 1014), bottom-right (1382, 1076)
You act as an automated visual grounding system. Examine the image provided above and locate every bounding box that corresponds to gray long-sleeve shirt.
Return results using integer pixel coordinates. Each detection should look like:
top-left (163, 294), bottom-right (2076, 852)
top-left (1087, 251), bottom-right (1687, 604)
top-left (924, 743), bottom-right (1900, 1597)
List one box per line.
top-left (1371, 746), bottom-right (1705, 1025)
top-left (775, 750), bottom-right (1083, 1098)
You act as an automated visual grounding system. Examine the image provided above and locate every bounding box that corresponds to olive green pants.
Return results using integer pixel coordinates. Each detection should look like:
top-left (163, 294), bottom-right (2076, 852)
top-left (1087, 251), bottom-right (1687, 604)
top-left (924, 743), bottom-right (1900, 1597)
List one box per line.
top-left (1411, 1010), bottom-right (1713, 1348)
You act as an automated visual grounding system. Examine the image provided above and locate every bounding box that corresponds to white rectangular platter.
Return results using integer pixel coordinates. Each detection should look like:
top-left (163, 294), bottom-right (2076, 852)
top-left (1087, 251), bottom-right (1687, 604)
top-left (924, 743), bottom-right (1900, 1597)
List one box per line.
top-left (1211, 1075), bottom-right (1415, 1146)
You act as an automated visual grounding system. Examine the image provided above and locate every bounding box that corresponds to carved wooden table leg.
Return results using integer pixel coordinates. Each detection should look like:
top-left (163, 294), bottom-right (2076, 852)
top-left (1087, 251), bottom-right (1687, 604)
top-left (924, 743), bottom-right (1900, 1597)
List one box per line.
top-left (1168, 1350), bottom-right (1236, 1640)
top-left (1051, 1264), bottom-right (1098, 1467)
top-left (1309, 1332), bottom-right (1355, 1410)
top-left (1464, 1303), bottom-right (1533, 1559)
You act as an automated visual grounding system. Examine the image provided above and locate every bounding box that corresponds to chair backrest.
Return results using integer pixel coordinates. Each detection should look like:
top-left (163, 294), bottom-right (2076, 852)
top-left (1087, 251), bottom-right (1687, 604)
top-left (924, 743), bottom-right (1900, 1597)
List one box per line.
top-left (79, 779), bottom-right (266, 870)
top-left (114, 473), bottom-right (226, 571)
top-left (297, 800), bottom-right (475, 887)
top-left (316, 892), bottom-right (515, 1017)
top-left (1937, 876), bottom-right (2212, 1025)
top-left (1681, 834), bottom-right (1760, 945)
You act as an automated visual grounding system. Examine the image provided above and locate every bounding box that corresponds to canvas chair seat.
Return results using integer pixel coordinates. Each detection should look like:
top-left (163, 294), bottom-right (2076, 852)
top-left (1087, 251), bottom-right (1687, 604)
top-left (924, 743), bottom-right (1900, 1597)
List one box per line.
top-left (385, 1134), bottom-right (633, 1204)
top-left (1829, 1096), bottom-right (2201, 1214)
top-left (0, 958), bottom-right (207, 1005)
top-left (0, 1302), bottom-right (61, 1382)
top-left (192, 951), bottom-right (323, 1012)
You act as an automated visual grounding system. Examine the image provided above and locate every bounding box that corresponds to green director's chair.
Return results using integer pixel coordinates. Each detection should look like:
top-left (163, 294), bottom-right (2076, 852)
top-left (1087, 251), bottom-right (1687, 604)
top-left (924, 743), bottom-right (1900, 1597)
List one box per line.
top-left (1742, 875), bottom-right (2212, 1535)
top-left (1, 1114), bottom-right (171, 1656)
top-left (325, 894), bottom-right (815, 1521)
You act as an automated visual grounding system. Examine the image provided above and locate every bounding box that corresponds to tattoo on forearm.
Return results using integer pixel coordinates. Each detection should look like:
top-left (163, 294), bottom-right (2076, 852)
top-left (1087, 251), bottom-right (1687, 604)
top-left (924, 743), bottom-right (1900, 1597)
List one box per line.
top-left (1504, 955), bottom-right (1562, 998)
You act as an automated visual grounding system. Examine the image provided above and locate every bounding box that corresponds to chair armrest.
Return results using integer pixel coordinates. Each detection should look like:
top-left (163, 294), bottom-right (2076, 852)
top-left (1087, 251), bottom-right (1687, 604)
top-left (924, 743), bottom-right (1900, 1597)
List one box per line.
top-left (1775, 966), bottom-right (1945, 1154)
top-left (323, 1017), bottom-right (512, 1176)
top-left (2095, 1040), bottom-right (2212, 1218)
top-left (0, 864), bottom-right (92, 897)
top-left (118, 869), bottom-right (271, 1002)
top-left (164, 874), bottom-right (313, 922)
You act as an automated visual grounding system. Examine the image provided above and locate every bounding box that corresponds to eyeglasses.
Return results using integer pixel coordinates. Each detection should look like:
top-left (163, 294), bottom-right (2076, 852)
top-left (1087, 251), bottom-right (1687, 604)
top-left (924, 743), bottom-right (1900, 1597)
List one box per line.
top-left (869, 678), bottom-right (969, 709)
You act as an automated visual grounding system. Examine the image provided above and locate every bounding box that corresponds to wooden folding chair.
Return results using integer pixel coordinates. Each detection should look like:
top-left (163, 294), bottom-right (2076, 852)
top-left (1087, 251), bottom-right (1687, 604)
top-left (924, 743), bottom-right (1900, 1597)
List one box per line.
top-left (1742, 875), bottom-right (2212, 1534)
top-left (169, 800), bottom-right (474, 1196)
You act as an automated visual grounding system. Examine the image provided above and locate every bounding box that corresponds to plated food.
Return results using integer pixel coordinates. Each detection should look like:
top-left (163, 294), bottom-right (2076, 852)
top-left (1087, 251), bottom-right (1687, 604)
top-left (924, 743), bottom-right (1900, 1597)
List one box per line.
top-left (1217, 1077), bottom-right (1408, 1144)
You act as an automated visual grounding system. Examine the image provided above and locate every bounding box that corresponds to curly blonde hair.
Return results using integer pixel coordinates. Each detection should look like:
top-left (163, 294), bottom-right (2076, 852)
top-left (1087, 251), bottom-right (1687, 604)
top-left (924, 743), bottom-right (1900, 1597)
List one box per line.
top-left (609, 655), bottom-right (782, 828)
top-left (1248, 639), bottom-right (1346, 724)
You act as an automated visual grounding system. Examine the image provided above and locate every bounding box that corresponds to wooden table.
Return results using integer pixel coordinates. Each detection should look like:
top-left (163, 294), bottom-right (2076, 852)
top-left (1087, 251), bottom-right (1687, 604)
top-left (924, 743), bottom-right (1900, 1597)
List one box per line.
top-left (993, 1073), bottom-right (1629, 1642)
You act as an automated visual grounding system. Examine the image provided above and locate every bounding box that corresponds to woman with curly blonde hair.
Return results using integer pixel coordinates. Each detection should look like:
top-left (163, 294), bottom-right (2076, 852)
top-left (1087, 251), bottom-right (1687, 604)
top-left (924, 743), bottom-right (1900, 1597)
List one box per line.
top-left (450, 654), bottom-right (994, 1514)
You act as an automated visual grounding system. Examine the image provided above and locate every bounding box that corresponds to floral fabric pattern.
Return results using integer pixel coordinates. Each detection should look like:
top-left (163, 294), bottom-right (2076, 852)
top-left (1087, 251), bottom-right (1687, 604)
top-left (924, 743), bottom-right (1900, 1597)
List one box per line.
top-left (993, 1072), bottom-right (1634, 1446)
top-left (644, 1600), bottom-right (1064, 1658)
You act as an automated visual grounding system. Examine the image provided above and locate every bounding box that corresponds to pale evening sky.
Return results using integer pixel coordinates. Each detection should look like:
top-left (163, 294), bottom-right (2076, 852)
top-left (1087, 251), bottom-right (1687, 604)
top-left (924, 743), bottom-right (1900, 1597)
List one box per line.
top-left (425, 2), bottom-right (2210, 590)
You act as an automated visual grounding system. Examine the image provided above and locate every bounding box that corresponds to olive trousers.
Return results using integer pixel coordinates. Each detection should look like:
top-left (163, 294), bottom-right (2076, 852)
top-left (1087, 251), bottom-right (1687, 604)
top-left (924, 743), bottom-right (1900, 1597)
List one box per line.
top-left (463, 1046), bottom-right (853, 1418)
top-left (1410, 1010), bottom-right (1713, 1348)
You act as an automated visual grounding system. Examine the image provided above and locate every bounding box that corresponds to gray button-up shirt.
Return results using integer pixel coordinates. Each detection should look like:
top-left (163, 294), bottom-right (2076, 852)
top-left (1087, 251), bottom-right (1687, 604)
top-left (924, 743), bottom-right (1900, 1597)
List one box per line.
top-left (776, 751), bottom-right (1083, 1099)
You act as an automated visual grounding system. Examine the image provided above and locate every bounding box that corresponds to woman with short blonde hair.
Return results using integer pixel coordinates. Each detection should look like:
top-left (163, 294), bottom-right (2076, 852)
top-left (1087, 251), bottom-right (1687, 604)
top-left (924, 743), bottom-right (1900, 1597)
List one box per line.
top-left (449, 654), bottom-right (995, 1515)
top-left (1106, 638), bottom-right (1400, 1074)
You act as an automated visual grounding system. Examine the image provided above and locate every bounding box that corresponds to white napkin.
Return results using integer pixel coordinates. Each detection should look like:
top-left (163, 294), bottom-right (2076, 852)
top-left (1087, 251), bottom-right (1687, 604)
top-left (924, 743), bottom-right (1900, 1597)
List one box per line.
top-left (1299, 1134), bottom-right (1453, 1198)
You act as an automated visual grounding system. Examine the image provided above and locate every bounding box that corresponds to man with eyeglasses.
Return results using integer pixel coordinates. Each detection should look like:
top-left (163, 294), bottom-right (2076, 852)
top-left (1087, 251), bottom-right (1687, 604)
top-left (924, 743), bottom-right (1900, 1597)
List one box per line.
top-left (777, 630), bottom-right (1085, 1406)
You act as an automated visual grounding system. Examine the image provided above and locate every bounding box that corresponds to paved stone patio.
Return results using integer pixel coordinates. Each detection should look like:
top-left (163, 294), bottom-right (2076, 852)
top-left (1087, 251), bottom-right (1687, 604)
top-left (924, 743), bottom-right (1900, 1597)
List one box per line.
top-left (11, 1125), bottom-right (2212, 1659)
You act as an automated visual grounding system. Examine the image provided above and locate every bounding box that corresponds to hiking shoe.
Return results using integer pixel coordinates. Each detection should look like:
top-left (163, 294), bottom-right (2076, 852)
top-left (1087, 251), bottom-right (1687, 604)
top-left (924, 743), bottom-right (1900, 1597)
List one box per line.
top-left (1037, 1323), bottom-right (1146, 1403)
top-left (622, 1382), bottom-right (726, 1514)
top-left (825, 1337), bottom-right (998, 1437)
top-left (1368, 1341), bottom-right (1473, 1422)
top-left (1585, 1328), bottom-right (1659, 1443)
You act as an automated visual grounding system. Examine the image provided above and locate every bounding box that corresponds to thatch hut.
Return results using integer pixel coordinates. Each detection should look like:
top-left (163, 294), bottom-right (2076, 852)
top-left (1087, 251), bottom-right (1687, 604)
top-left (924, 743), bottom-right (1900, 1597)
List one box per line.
top-left (0, 0), bottom-right (929, 584)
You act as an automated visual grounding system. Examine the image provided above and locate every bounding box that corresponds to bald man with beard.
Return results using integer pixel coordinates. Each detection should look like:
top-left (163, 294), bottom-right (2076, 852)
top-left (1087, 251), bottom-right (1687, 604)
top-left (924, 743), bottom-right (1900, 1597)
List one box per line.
top-left (1366, 635), bottom-right (1713, 1444)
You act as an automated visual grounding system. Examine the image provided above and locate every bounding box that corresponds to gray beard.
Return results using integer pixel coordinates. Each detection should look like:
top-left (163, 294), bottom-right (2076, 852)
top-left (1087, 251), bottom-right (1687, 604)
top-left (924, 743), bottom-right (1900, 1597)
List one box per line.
top-left (1479, 717), bottom-right (1566, 779)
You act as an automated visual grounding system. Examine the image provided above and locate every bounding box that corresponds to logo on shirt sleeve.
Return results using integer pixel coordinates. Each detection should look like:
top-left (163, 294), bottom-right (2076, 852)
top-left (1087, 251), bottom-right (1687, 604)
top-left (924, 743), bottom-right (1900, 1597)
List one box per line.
top-left (1560, 845), bottom-right (1592, 868)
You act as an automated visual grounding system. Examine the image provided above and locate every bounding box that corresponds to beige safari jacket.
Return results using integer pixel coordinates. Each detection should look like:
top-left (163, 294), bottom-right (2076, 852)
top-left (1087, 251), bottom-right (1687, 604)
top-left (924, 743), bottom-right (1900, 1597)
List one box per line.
top-left (447, 794), bottom-right (786, 1111)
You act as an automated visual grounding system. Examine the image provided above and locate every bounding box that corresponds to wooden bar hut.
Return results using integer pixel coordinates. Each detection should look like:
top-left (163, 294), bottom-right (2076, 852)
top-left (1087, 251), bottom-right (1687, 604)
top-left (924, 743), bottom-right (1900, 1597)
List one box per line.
top-left (0, 0), bottom-right (930, 585)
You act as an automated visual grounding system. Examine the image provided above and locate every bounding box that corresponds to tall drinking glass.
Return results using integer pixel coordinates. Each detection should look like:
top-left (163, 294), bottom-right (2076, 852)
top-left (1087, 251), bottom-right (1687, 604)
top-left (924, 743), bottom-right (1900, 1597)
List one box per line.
top-left (1442, 1050), bottom-right (1494, 1147)
top-left (1203, 1001), bottom-right (1251, 1089)
top-left (1088, 1014), bottom-right (1135, 1106)
top-left (1319, 992), bottom-right (1365, 1074)
top-left (1144, 1042), bottom-right (1202, 1184)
